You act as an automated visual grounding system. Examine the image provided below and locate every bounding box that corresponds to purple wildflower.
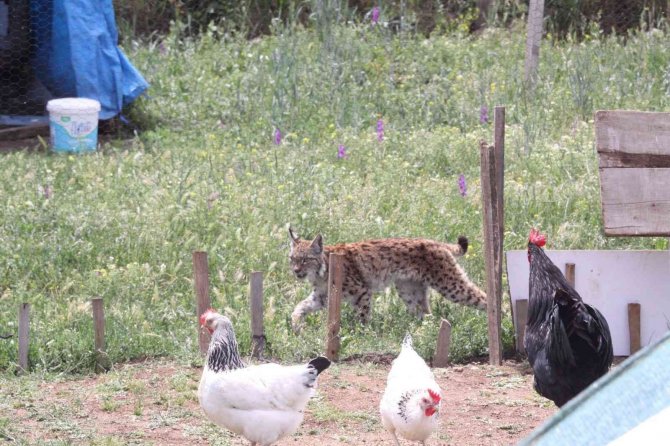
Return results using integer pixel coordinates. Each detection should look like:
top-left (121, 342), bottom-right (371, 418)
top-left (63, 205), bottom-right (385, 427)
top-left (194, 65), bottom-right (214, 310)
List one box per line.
top-left (337, 144), bottom-right (348, 159)
top-left (273, 128), bottom-right (282, 145)
top-left (371, 6), bottom-right (380, 24)
top-left (458, 174), bottom-right (467, 197)
top-left (376, 118), bottom-right (384, 142)
top-left (39, 184), bottom-right (53, 199)
top-left (479, 106), bottom-right (489, 124)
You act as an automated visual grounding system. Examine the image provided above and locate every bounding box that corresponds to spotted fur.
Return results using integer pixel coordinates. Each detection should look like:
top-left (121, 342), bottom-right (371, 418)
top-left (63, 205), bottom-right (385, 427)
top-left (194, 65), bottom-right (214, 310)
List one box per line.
top-left (288, 229), bottom-right (486, 330)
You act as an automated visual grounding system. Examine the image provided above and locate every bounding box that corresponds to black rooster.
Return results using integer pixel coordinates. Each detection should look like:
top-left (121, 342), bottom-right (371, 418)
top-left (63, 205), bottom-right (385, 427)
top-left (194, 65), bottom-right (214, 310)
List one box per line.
top-left (525, 229), bottom-right (613, 407)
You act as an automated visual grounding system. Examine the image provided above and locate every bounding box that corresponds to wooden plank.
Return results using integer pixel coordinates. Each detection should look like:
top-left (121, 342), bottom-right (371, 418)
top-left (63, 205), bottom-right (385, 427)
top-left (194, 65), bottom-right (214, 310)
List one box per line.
top-left (0, 124), bottom-right (49, 141)
top-left (515, 299), bottom-right (528, 355)
top-left (480, 141), bottom-right (503, 365)
top-left (249, 271), bottom-right (265, 359)
top-left (524, 0), bottom-right (545, 85)
top-left (18, 303), bottom-right (30, 374)
top-left (599, 168), bottom-right (670, 236)
top-left (433, 319), bottom-right (452, 367)
top-left (595, 110), bottom-right (670, 157)
top-left (565, 263), bottom-right (575, 288)
top-left (598, 152), bottom-right (670, 169)
top-left (325, 253), bottom-right (344, 362)
top-left (628, 303), bottom-right (641, 355)
top-left (192, 251), bottom-right (212, 355)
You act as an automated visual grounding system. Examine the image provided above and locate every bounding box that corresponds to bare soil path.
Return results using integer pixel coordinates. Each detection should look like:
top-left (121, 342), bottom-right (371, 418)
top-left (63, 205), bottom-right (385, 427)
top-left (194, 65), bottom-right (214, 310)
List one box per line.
top-left (0, 359), bottom-right (556, 445)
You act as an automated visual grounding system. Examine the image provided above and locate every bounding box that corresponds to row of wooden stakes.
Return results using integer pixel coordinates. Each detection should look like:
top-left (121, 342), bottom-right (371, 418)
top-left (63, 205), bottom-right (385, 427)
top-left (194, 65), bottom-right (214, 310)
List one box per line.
top-left (8, 251), bottom-right (454, 374)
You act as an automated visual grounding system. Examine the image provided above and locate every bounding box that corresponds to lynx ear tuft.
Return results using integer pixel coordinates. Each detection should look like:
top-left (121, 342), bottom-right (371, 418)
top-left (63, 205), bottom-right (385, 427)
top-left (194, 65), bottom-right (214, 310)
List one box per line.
top-left (289, 227), bottom-right (300, 244)
top-left (310, 234), bottom-right (323, 254)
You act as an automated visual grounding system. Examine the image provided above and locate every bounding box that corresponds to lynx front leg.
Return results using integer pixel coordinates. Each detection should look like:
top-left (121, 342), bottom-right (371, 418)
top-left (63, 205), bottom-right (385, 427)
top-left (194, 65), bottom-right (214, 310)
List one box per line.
top-left (352, 290), bottom-right (373, 324)
top-left (291, 291), bottom-right (327, 332)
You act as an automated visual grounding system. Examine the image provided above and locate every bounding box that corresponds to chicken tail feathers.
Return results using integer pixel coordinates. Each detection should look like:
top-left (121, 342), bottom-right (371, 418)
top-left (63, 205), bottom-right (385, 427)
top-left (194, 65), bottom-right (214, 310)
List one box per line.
top-left (308, 356), bottom-right (331, 375)
top-left (457, 236), bottom-right (469, 255)
top-left (402, 333), bottom-right (413, 350)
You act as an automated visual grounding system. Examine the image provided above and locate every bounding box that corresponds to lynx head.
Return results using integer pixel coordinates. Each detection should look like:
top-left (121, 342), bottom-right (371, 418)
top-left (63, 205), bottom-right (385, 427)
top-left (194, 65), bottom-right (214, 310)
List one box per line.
top-left (288, 228), bottom-right (327, 281)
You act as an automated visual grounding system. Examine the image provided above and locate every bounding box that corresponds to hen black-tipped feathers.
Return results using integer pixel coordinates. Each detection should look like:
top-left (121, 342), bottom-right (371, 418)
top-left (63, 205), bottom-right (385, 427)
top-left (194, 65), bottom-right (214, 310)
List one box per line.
top-left (457, 236), bottom-right (468, 254)
top-left (308, 356), bottom-right (331, 375)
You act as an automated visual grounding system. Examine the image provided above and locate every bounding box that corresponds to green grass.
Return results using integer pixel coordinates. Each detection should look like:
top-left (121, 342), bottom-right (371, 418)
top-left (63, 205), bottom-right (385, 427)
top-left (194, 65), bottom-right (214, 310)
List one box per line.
top-left (1, 22), bottom-right (669, 373)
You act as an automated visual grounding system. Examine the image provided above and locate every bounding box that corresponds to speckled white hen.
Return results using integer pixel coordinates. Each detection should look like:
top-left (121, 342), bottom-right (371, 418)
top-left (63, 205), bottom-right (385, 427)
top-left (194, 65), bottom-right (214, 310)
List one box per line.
top-left (380, 334), bottom-right (442, 445)
top-left (198, 309), bottom-right (330, 446)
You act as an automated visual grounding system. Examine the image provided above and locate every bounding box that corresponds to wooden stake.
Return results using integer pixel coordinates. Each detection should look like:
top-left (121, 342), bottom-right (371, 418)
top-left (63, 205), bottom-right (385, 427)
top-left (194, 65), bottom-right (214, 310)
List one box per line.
top-left (628, 303), bottom-right (641, 355)
top-left (325, 253), bottom-right (344, 362)
top-left (193, 251), bottom-right (212, 355)
top-left (18, 303), bottom-right (30, 374)
top-left (524, 0), bottom-right (545, 86)
top-left (494, 106), bottom-right (505, 257)
top-left (91, 298), bottom-right (110, 373)
top-left (250, 271), bottom-right (265, 359)
top-left (433, 319), bottom-right (452, 368)
top-left (565, 263), bottom-right (575, 288)
top-left (514, 299), bottom-right (528, 355)
top-left (480, 141), bottom-right (503, 365)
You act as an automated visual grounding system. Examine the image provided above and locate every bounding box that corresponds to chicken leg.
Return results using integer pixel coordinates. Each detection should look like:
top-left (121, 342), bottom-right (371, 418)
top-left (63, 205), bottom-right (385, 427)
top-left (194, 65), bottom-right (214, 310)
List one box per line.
top-left (390, 432), bottom-right (401, 446)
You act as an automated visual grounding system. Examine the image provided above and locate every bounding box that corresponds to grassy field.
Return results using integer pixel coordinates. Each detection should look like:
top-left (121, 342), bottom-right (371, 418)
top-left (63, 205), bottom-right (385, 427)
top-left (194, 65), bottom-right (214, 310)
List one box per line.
top-left (1, 21), bottom-right (669, 374)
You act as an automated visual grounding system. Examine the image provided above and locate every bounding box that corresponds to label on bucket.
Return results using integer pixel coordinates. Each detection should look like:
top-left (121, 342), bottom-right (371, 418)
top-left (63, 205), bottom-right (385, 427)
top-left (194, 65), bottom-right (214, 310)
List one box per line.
top-left (50, 114), bottom-right (98, 152)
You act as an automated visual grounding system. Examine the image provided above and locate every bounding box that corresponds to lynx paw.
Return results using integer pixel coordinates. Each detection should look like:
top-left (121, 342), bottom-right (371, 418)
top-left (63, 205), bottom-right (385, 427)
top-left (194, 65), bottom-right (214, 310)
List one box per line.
top-left (291, 311), bottom-right (304, 333)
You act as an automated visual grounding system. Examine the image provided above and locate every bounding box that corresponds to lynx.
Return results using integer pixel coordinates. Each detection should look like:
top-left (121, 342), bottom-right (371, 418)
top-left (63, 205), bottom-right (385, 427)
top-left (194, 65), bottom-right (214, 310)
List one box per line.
top-left (288, 228), bottom-right (487, 330)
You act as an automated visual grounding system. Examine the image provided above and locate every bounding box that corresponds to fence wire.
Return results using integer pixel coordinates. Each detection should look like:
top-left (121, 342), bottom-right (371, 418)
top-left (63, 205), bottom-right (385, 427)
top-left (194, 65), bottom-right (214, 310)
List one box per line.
top-left (1, 0), bottom-right (668, 120)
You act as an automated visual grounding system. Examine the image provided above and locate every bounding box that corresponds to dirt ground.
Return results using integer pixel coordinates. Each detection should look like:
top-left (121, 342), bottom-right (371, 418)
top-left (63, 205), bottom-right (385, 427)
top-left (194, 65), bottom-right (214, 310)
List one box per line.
top-left (1, 358), bottom-right (556, 445)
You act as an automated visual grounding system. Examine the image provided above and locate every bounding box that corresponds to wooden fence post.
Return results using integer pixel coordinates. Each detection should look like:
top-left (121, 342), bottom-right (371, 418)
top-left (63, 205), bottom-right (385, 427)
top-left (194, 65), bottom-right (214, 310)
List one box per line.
top-left (91, 298), bottom-right (110, 373)
top-left (514, 299), bottom-right (528, 355)
top-left (565, 263), bottom-right (575, 288)
top-left (325, 253), bottom-right (344, 362)
top-left (433, 319), bottom-right (452, 368)
top-left (480, 140), bottom-right (503, 365)
top-left (628, 303), bottom-right (641, 355)
top-left (250, 271), bottom-right (265, 359)
top-left (494, 107), bottom-right (505, 248)
top-left (524, 0), bottom-right (545, 86)
top-left (18, 303), bottom-right (30, 374)
top-left (193, 251), bottom-right (212, 355)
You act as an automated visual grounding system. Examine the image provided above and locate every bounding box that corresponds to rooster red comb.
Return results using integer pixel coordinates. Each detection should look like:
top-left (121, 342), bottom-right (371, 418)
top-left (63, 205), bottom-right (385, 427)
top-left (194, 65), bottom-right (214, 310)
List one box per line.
top-left (428, 389), bottom-right (441, 404)
top-left (199, 308), bottom-right (217, 326)
top-left (529, 228), bottom-right (546, 248)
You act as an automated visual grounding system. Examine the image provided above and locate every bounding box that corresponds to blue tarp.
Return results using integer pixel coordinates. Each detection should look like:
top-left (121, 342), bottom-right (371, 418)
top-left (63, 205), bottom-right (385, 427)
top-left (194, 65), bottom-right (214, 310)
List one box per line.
top-left (519, 330), bottom-right (670, 445)
top-left (30, 0), bottom-right (148, 119)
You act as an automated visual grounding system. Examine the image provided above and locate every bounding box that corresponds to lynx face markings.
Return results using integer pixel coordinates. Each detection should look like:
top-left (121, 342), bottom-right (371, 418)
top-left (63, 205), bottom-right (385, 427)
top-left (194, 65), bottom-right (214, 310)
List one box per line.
top-left (288, 229), bottom-right (486, 331)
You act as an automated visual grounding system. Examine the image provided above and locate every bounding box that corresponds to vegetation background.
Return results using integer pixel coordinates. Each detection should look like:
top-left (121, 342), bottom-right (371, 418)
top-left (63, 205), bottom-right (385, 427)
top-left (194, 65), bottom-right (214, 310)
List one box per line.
top-left (0, 0), bottom-right (668, 374)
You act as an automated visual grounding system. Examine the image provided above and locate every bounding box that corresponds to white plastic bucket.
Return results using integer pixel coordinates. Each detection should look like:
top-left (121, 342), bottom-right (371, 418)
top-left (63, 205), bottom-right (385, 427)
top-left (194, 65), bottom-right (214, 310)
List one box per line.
top-left (46, 98), bottom-right (101, 153)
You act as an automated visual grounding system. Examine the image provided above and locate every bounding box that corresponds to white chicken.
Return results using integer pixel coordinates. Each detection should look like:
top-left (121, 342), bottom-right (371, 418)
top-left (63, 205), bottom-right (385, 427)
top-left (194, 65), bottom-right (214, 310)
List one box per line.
top-left (380, 334), bottom-right (442, 445)
top-left (197, 309), bottom-right (331, 446)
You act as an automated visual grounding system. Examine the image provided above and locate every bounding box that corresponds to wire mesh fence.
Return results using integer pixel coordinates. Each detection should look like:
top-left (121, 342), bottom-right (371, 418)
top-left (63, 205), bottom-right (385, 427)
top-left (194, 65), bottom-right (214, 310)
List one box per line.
top-left (0, 0), bottom-right (53, 119)
top-left (1, 0), bottom-right (667, 122)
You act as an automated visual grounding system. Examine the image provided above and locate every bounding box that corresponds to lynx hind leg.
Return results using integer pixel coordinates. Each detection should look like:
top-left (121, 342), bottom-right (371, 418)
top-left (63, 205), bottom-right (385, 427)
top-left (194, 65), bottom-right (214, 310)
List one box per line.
top-left (395, 280), bottom-right (430, 317)
top-left (430, 263), bottom-right (487, 310)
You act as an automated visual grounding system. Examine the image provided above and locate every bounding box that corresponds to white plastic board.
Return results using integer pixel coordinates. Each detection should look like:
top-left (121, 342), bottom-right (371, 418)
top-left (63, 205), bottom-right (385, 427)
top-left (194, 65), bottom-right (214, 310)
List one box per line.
top-left (506, 250), bottom-right (670, 356)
